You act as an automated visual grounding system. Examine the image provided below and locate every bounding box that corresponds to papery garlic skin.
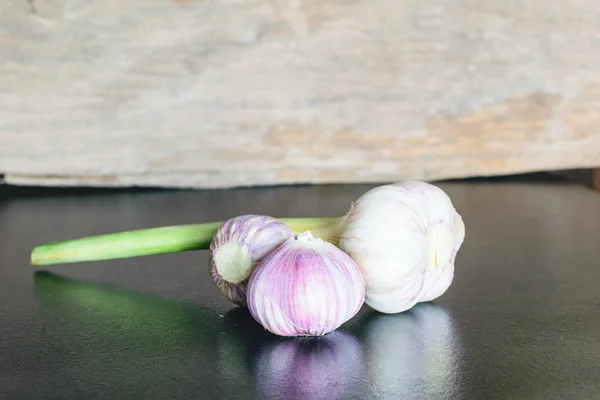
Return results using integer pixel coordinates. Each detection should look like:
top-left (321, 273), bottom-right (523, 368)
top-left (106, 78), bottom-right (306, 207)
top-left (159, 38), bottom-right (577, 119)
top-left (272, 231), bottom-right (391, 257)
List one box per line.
top-left (247, 231), bottom-right (365, 337)
top-left (209, 215), bottom-right (293, 306)
top-left (340, 181), bottom-right (465, 314)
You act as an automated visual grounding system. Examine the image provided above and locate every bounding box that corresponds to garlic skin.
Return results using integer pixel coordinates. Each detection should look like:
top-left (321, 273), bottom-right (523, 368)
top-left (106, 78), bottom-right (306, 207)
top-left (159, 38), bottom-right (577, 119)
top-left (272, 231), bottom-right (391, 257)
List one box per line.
top-left (209, 215), bottom-right (293, 306)
top-left (246, 231), bottom-right (365, 337)
top-left (339, 181), bottom-right (465, 314)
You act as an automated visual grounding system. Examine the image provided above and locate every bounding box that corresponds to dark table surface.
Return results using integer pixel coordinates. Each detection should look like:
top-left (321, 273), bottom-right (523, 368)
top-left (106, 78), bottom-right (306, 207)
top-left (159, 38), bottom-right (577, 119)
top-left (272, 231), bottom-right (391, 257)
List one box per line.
top-left (1, 177), bottom-right (599, 400)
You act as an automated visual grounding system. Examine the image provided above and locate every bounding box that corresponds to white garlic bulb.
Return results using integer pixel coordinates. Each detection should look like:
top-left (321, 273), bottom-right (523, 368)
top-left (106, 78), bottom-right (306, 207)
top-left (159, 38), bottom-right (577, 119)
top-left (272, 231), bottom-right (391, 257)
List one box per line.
top-left (246, 231), bottom-right (365, 337)
top-left (339, 181), bottom-right (465, 314)
top-left (209, 215), bottom-right (293, 306)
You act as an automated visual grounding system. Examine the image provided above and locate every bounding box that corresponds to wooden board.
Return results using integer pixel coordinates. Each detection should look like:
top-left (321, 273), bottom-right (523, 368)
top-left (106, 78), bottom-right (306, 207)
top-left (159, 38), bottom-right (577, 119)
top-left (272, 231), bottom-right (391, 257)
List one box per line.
top-left (1, 0), bottom-right (600, 188)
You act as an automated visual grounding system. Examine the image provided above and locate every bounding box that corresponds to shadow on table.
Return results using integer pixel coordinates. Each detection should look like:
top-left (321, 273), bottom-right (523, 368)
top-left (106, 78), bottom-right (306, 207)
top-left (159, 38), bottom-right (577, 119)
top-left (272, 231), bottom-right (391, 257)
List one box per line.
top-left (33, 271), bottom-right (462, 399)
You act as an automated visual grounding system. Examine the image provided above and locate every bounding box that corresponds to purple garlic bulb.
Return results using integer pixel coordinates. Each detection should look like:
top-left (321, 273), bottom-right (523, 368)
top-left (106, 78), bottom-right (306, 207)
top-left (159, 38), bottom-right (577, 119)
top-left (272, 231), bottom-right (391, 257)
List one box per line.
top-left (209, 215), bottom-right (293, 306)
top-left (246, 231), bottom-right (365, 337)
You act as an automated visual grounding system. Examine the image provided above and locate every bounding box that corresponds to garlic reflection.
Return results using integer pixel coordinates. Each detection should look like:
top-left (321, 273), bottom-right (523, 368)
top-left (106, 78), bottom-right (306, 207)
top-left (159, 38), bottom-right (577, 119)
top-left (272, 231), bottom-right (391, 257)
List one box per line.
top-left (254, 332), bottom-right (364, 400)
top-left (340, 181), bottom-right (465, 313)
top-left (363, 304), bottom-right (460, 399)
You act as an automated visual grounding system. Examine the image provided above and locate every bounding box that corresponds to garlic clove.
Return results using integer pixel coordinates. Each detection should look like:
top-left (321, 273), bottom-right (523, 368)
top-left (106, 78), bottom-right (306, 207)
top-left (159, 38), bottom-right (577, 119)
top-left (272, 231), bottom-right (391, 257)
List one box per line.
top-left (246, 231), bottom-right (365, 337)
top-left (209, 215), bottom-right (293, 306)
top-left (424, 223), bottom-right (454, 270)
top-left (419, 214), bottom-right (465, 303)
top-left (340, 181), bottom-right (465, 314)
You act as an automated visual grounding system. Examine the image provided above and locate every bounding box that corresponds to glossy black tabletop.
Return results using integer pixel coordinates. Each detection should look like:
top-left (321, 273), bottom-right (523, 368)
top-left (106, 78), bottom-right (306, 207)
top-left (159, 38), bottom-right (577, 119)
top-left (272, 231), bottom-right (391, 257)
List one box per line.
top-left (1, 177), bottom-right (599, 399)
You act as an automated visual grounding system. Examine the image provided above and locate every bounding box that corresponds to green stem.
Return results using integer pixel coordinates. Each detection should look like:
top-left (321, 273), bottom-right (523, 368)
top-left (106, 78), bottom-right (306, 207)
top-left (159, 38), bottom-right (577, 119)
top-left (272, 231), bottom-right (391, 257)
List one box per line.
top-left (30, 217), bottom-right (344, 266)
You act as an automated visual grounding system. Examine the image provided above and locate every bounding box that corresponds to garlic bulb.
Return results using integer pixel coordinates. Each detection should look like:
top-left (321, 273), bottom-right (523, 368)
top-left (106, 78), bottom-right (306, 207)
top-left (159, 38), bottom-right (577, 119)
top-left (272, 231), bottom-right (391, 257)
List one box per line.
top-left (209, 215), bottom-right (293, 306)
top-left (246, 231), bottom-right (365, 337)
top-left (339, 181), bottom-right (465, 314)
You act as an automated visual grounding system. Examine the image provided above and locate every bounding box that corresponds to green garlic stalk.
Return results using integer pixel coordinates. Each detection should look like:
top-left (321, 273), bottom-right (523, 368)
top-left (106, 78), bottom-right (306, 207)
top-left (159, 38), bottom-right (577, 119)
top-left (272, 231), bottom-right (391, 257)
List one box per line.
top-left (30, 217), bottom-right (343, 266)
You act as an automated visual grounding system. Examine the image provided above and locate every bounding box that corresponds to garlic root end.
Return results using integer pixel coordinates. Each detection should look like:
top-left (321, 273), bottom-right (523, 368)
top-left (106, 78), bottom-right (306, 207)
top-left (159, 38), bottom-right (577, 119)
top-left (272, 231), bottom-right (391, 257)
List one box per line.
top-left (213, 242), bottom-right (254, 284)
